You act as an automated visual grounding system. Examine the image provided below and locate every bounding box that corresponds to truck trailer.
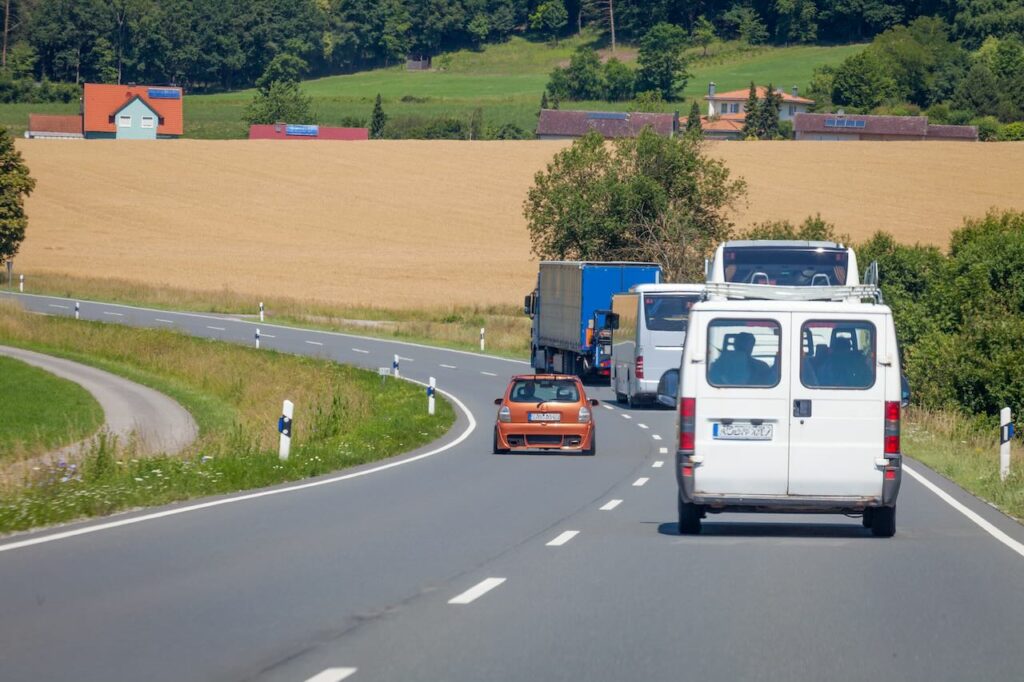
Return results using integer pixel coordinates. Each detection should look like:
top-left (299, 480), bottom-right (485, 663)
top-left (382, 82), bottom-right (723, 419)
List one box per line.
top-left (524, 261), bottom-right (661, 378)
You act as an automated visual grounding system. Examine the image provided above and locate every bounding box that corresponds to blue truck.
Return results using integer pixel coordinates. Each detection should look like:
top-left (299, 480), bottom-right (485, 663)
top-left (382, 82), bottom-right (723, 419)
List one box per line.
top-left (523, 261), bottom-right (662, 378)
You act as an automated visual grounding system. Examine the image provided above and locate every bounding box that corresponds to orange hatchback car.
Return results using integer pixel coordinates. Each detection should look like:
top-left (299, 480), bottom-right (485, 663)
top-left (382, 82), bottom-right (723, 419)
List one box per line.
top-left (493, 374), bottom-right (599, 455)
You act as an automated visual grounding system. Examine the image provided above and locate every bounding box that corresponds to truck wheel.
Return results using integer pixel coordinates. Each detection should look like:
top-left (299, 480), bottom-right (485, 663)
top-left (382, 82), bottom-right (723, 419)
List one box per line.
top-left (861, 508), bottom-right (874, 528)
top-left (615, 391), bottom-right (627, 403)
top-left (492, 428), bottom-right (509, 455)
top-left (678, 497), bottom-right (702, 535)
top-left (870, 506), bottom-right (896, 537)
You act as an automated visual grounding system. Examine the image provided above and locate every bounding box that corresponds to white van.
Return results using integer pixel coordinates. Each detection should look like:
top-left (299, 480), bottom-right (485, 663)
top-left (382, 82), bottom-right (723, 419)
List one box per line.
top-left (610, 284), bottom-right (703, 407)
top-left (708, 240), bottom-right (861, 286)
top-left (674, 283), bottom-right (903, 537)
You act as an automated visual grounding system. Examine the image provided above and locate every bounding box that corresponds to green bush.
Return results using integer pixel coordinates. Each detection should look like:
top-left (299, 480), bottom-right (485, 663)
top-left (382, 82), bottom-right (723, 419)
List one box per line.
top-left (998, 121), bottom-right (1024, 140)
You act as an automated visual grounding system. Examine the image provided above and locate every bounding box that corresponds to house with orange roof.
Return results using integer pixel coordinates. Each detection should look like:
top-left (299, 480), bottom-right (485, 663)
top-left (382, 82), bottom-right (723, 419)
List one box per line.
top-left (82, 83), bottom-right (183, 139)
top-left (705, 82), bottom-right (814, 121)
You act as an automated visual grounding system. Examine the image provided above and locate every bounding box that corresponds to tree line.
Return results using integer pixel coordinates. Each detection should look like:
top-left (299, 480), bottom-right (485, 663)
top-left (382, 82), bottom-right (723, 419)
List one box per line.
top-left (2, 0), bottom-right (1021, 96)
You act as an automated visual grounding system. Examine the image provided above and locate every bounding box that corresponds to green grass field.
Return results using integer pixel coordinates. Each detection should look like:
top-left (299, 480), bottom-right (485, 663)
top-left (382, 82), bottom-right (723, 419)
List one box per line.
top-left (0, 354), bottom-right (104, 461)
top-left (0, 36), bottom-right (863, 139)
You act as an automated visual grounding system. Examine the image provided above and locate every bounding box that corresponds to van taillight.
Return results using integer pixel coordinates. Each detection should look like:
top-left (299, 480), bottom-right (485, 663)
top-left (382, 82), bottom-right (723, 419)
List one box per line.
top-left (636, 356), bottom-right (644, 379)
top-left (679, 398), bottom-right (696, 452)
top-left (884, 400), bottom-right (900, 455)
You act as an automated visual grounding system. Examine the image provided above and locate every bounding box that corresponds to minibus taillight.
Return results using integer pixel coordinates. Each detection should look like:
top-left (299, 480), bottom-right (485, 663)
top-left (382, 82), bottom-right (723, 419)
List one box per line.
top-left (884, 401), bottom-right (900, 455)
top-left (636, 356), bottom-right (644, 380)
top-left (679, 397), bottom-right (696, 452)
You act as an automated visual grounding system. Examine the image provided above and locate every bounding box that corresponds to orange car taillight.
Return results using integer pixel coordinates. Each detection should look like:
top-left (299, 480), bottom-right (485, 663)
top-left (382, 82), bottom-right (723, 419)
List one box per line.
top-left (884, 400), bottom-right (900, 455)
top-left (679, 397), bottom-right (696, 452)
top-left (498, 405), bottom-right (511, 423)
top-left (578, 406), bottom-right (591, 423)
top-left (636, 355), bottom-right (644, 379)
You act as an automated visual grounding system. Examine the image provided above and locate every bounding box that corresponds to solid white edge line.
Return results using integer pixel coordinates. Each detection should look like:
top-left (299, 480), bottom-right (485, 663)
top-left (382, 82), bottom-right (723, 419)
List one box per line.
top-left (1, 292), bottom-right (531, 365)
top-left (0, 380), bottom-right (477, 554)
top-left (652, 461), bottom-right (664, 468)
top-left (546, 530), bottom-right (580, 547)
top-left (652, 434), bottom-right (663, 441)
top-left (903, 464), bottom-right (1024, 560)
top-left (658, 447), bottom-right (668, 454)
top-left (155, 318), bottom-right (173, 324)
top-left (600, 499), bottom-right (622, 511)
top-left (633, 477), bottom-right (649, 487)
top-left (637, 423), bottom-right (649, 429)
top-left (448, 577), bottom-right (506, 605)
top-left (304, 668), bottom-right (358, 682)
top-left (306, 340), bottom-right (324, 346)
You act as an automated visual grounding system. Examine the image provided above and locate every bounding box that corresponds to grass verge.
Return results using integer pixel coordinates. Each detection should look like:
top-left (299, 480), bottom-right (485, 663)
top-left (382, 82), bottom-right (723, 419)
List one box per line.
top-left (12, 272), bottom-right (532, 358)
top-left (0, 354), bottom-right (104, 461)
top-left (0, 302), bottom-right (455, 534)
top-left (904, 407), bottom-right (1023, 521)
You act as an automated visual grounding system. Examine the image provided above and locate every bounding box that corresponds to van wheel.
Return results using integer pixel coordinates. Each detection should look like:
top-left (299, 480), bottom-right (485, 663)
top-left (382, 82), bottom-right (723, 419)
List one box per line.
top-left (678, 498), bottom-right (702, 535)
top-left (861, 508), bottom-right (874, 528)
top-left (492, 428), bottom-right (508, 455)
top-left (871, 506), bottom-right (896, 537)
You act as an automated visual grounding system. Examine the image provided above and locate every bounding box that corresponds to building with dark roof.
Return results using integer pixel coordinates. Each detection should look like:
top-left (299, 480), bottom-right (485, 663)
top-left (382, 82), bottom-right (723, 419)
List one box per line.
top-left (794, 113), bottom-right (978, 141)
top-left (536, 109), bottom-right (677, 140)
top-left (25, 114), bottom-right (84, 139)
top-left (248, 124), bottom-right (369, 141)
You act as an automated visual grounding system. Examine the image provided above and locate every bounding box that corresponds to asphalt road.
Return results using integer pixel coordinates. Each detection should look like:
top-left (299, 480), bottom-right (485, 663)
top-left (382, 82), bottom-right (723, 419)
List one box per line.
top-left (0, 344), bottom-right (197, 459)
top-left (1, 291), bottom-right (1023, 682)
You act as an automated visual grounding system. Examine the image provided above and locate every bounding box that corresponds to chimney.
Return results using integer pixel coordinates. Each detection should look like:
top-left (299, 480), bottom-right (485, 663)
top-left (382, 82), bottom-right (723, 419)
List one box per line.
top-left (707, 82), bottom-right (716, 118)
top-left (792, 85), bottom-right (798, 97)
top-left (708, 82), bottom-right (716, 98)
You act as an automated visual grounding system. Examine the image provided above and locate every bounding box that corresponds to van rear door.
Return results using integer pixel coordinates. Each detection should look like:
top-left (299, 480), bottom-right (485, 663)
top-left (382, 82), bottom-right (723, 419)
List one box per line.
top-left (694, 314), bottom-right (790, 496)
top-left (787, 314), bottom-right (886, 497)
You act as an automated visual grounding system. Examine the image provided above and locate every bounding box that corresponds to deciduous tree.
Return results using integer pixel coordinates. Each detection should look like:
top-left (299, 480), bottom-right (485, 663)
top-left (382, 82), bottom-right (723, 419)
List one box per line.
top-left (635, 21), bottom-right (689, 100)
top-left (0, 125), bottom-right (35, 268)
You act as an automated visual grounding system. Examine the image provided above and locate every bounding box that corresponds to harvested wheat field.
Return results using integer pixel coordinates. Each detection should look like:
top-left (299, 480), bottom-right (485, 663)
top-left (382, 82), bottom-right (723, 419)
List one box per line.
top-left (14, 139), bottom-right (1024, 308)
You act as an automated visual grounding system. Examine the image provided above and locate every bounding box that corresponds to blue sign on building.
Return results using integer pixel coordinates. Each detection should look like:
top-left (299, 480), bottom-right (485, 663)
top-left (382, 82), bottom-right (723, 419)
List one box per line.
top-left (147, 88), bottom-right (181, 100)
top-left (286, 124), bottom-right (319, 137)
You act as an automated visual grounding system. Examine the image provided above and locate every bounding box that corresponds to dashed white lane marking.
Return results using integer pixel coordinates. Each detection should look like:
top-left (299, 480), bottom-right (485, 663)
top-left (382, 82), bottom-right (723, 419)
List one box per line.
top-left (398, 356), bottom-right (414, 362)
top-left (155, 318), bottom-right (173, 324)
top-left (904, 465), bottom-right (1024, 560)
top-left (602, 404), bottom-right (614, 410)
top-left (652, 434), bottom-right (662, 441)
top-left (546, 530), bottom-right (580, 547)
top-left (621, 414), bottom-right (632, 420)
top-left (103, 311), bottom-right (124, 317)
top-left (600, 499), bottom-right (623, 511)
top-left (352, 348), bottom-right (370, 354)
top-left (652, 461), bottom-right (664, 468)
top-left (637, 423), bottom-right (649, 429)
top-left (261, 333), bottom-right (275, 338)
top-left (659, 447), bottom-right (668, 454)
top-left (633, 477), bottom-right (649, 487)
top-left (48, 303), bottom-right (69, 309)
top-left (440, 363), bottom-right (457, 369)
top-left (449, 578), bottom-right (506, 605)
top-left (480, 371), bottom-right (497, 377)
top-left (306, 340), bottom-right (324, 346)
top-left (206, 325), bottom-right (225, 331)
top-left (305, 668), bottom-right (357, 682)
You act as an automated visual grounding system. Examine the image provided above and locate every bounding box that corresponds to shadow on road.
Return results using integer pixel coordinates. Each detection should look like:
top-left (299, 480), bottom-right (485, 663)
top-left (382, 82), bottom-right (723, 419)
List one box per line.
top-left (655, 521), bottom-right (871, 539)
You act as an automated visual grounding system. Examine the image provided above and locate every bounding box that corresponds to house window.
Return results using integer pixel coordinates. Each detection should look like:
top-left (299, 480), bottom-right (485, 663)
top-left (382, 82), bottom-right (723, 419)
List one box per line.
top-left (788, 105), bottom-right (796, 116)
top-left (731, 103), bottom-right (741, 114)
top-left (141, 116), bottom-right (155, 129)
top-left (118, 115), bottom-right (132, 128)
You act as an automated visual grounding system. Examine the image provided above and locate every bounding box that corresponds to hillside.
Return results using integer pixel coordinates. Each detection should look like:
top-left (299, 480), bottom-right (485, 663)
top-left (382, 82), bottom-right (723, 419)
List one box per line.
top-left (0, 39), bottom-right (862, 139)
top-left (14, 139), bottom-right (1024, 309)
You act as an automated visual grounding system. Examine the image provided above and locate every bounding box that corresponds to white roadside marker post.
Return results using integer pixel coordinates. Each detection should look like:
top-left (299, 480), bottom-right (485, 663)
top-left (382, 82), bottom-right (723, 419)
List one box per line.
top-left (278, 400), bottom-right (293, 461)
top-left (259, 301), bottom-right (264, 322)
top-left (1000, 406), bottom-right (1014, 482)
top-left (255, 328), bottom-right (261, 349)
top-left (74, 302), bottom-right (80, 320)
top-left (19, 274), bottom-right (24, 292)
top-left (428, 377), bottom-right (436, 415)
top-left (480, 327), bottom-right (485, 352)
top-left (393, 354), bottom-right (400, 378)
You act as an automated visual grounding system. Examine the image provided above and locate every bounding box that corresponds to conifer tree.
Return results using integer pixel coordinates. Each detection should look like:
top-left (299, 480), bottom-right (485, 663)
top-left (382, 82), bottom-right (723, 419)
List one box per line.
top-left (741, 81), bottom-right (760, 138)
top-left (686, 100), bottom-right (702, 137)
top-left (541, 91), bottom-right (550, 110)
top-left (370, 94), bottom-right (387, 139)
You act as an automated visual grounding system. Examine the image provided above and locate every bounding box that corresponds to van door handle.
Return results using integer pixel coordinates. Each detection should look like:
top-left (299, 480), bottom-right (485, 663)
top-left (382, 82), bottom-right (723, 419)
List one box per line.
top-left (793, 400), bottom-right (812, 418)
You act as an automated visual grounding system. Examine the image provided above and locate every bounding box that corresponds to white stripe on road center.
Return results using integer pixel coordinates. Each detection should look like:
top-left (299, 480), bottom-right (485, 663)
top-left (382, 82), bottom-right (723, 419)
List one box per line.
top-left (633, 477), bottom-right (649, 487)
top-left (155, 318), bottom-right (173, 324)
top-left (481, 371), bottom-right (497, 376)
top-left (659, 447), bottom-right (668, 454)
top-left (440, 364), bottom-right (457, 369)
top-left (602, 404), bottom-right (614, 410)
top-left (260, 333), bottom-right (275, 338)
top-left (546, 530), bottom-right (580, 547)
top-left (652, 461), bottom-right (664, 468)
top-left (48, 303), bottom-right (69, 309)
top-left (449, 578), bottom-right (506, 605)
top-left (637, 423), bottom-right (649, 430)
top-left (306, 340), bottom-right (324, 346)
top-left (621, 414), bottom-right (632, 420)
top-left (652, 434), bottom-right (663, 441)
top-left (352, 348), bottom-right (370, 354)
top-left (600, 499), bottom-right (622, 511)
top-left (103, 311), bottom-right (124, 317)
top-left (304, 668), bottom-right (357, 682)
top-left (206, 326), bottom-right (225, 331)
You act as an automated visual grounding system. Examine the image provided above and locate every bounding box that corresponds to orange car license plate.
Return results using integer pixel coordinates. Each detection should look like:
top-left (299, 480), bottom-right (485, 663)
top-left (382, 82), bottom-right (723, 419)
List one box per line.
top-left (528, 412), bottom-right (561, 422)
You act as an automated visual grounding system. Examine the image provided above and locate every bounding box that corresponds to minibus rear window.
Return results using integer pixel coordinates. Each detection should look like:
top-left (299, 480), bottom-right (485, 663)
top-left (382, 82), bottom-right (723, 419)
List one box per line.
top-left (800, 321), bottom-right (876, 389)
top-left (723, 246), bottom-right (849, 286)
top-left (644, 295), bottom-right (700, 332)
top-left (707, 319), bottom-right (781, 388)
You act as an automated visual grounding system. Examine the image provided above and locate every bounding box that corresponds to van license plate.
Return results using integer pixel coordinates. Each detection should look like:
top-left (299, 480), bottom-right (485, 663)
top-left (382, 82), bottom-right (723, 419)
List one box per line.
top-left (713, 423), bottom-right (773, 440)
top-left (529, 413), bottom-right (561, 422)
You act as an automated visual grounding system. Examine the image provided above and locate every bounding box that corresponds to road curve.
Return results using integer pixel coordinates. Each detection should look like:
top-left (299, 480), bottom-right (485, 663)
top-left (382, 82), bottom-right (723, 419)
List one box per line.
top-left (0, 344), bottom-right (197, 458)
top-left (1, 292), bottom-right (1023, 682)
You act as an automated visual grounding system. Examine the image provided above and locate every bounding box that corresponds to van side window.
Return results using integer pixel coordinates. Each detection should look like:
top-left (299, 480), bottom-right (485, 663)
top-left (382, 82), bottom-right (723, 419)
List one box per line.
top-left (707, 319), bottom-right (781, 388)
top-left (800, 320), bottom-right (876, 389)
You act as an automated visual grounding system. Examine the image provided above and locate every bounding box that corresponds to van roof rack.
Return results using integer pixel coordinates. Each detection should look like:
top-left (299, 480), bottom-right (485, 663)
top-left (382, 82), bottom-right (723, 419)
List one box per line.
top-left (704, 282), bottom-right (883, 303)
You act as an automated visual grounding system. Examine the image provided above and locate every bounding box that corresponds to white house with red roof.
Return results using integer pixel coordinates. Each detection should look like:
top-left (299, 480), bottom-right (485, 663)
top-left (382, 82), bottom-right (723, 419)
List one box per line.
top-left (705, 82), bottom-right (815, 121)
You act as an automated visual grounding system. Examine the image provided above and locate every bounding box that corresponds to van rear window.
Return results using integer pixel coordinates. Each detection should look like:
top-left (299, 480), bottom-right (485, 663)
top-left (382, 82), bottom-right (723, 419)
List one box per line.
top-left (723, 246), bottom-right (849, 286)
top-left (800, 321), bottom-right (876, 389)
top-left (707, 319), bottom-right (781, 388)
top-left (644, 295), bottom-right (700, 332)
